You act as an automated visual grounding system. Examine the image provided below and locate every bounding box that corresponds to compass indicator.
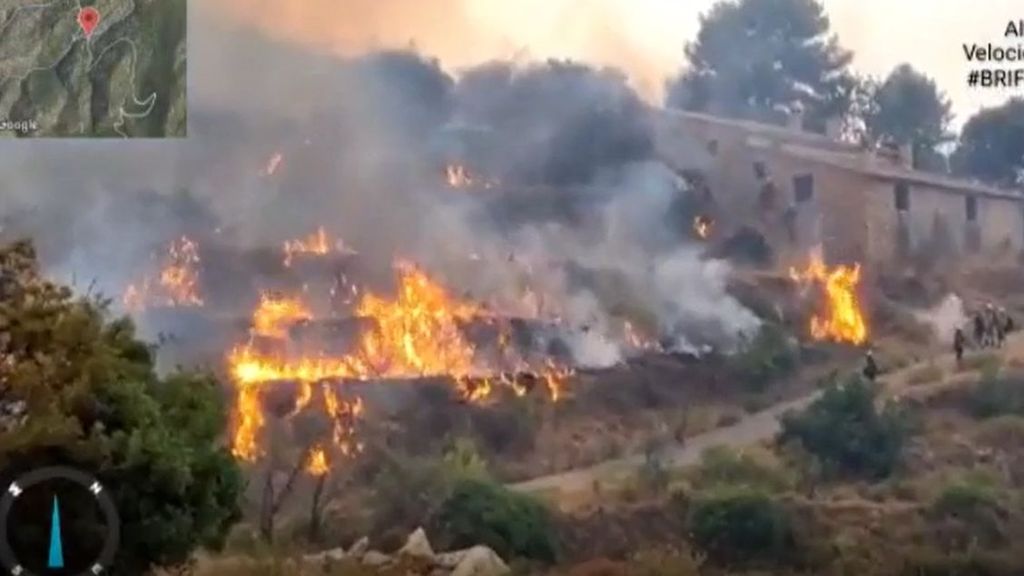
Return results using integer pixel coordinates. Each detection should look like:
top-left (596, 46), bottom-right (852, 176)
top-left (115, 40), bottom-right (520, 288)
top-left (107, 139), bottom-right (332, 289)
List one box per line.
top-left (47, 497), bottom-right (63, 570)
top-left (0, 467), bottom-right (119, 576)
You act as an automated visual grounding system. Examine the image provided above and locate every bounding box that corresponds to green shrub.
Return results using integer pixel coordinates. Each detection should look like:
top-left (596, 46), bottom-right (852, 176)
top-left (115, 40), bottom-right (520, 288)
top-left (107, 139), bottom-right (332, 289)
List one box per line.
top-left (368, 455), bottom-right (450, 537)
top-left (435, 478), bottom-right (559, 563)
top-left (686, 486), bottom-right (793, 564)
top-left (0, 241), bottom-right (242, 574)
top-left (691, 446), bottom-right (793, 493)
top-left (778, 374), bottom-right (910, 479)
top-left (967, 374), bottom-right (1024, 419)
top-left (931, 475), bottom-right (1002, 522)
top-left (730, 323), bottom-right (799, 392)
top-left (929, 474), bottom-right (1007, 548)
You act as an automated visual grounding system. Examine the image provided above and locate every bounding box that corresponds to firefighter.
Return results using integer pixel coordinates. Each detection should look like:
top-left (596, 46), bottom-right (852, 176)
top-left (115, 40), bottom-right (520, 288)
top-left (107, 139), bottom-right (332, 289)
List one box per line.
top-left (863, 349), bottom-right (879, 382)
top-left (974, 310), bottom-right (987, 348)
top-left (985, 303), bottom-right (999, 348)
top-left (996, 307), bottom-right (1007, 348)
top-left (953, 327), bottom-right (966, 368)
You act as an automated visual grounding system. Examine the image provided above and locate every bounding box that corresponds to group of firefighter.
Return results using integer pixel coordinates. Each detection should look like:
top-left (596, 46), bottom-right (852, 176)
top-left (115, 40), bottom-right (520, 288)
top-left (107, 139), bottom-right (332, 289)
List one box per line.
top-left (862, 302), bottom-right (1016, 382)
top-left (954, 303), bottom-right (1015, 366)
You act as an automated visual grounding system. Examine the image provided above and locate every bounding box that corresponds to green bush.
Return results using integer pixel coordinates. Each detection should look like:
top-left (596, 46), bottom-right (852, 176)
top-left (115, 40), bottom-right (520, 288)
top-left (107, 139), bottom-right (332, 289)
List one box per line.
top-left (691, 445), bottom-right (793, 493)
top-left (967, 374), bottom-right (1024, 419)
top-left (435, 478), bottom-right (559, 563)
top-left (730, 323), bottom-right (799, 392)
top-left (686, 486), bottom-right (793, 564)
top-left (778, 374), bottom-right (910, 479)
top-left (0, 241), bottom-right (242, 574)
top-left (931, 478), bottom-right (1000, 519)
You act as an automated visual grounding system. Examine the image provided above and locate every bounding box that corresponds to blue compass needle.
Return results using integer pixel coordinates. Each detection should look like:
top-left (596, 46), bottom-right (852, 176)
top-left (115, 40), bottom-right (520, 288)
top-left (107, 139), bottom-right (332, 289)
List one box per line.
top-left (48, 495), bottom-right (64, 569)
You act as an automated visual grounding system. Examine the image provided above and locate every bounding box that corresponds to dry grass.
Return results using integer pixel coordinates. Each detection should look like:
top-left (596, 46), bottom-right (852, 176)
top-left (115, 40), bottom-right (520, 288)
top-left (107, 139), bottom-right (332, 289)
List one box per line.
top-left (973, 414), bottom-right (1024, 451)
top-left (905, 363), bottom-right (945, 386)
top-left (958, 352), bottom-right (1002, 374)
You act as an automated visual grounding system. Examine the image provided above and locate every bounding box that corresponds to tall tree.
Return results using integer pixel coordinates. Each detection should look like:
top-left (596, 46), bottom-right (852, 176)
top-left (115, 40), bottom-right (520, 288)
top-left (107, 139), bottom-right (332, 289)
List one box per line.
top-left (665, 0), bottom-right (856, 132)
top-left (953, 98), bottom-right (1024, 187)
top-left (866, 64), bottom-right (954, 172)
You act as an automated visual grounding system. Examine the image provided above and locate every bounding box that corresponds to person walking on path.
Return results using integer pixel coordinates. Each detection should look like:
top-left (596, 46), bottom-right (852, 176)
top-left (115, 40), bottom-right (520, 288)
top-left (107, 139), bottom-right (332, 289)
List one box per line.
top-left (974, 310), bottom-right (987, 348)
top-left (954, 327), bottom-right (966, 369)
top-left (863, 349), bottom-right (879, 382)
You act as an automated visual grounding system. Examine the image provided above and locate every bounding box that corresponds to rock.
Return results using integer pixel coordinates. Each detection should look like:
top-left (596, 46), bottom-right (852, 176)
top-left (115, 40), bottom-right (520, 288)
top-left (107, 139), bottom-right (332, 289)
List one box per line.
top-left (362, 550), bottom-right (391, 567)
top-left (435, 549), bottom-right (471, 569)
top-left (398, 527), bottom-right (435, 559)
top-left (347, 536), bottom-right (369, 558)
top-left (302, 547), bottom-right (345, 564)
top-left (450, 546), bottom-right (510, 576)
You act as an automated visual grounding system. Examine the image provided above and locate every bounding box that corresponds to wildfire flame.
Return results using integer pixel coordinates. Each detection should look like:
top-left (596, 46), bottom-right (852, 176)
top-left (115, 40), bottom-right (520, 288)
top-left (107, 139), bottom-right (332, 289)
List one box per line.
top-left (261, 152), bottom-right (284, 177)
top-left (123, 236), bottom-right (204, 311)
top-left (446, 164), bottom-right (473, 188)
top-left (624, 321), bottom-right (661, 352)
top-left (789, 252), bottom-right (868, 345)
top-left (228, 260), bottom-right (574, 462)
top-left (694, 215), bottom-right (713, 240)
top-left (282, 226), bottom-right (357, 267)
top-left (444, 164), bottom-right (499, 189)
top-left (252, 292), bottom-right (313, 338)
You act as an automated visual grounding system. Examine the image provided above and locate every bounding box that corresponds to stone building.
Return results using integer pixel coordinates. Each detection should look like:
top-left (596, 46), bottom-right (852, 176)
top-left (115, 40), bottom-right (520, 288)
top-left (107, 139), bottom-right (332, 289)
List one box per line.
top-left (653, 108), bottom-right (1024, 268)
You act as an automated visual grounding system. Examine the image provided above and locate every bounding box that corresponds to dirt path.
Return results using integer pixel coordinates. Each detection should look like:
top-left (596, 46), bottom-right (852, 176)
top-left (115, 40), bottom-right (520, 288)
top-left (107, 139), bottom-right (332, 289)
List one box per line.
top-left (510, 334), bottom-right (1024, 504)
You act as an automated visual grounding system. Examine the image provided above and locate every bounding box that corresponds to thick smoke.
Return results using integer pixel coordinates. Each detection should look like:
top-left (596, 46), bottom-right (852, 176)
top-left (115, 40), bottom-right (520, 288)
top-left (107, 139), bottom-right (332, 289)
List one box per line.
top-left (0, 12), bottom-right (760, 367)
top-left (914, 293), bottom-right (967, 343)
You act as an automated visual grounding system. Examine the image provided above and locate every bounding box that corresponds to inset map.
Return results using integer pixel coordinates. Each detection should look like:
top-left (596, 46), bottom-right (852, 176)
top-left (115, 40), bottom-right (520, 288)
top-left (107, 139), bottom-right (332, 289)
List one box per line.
top-left (0, 0), bottom-right (186, 138)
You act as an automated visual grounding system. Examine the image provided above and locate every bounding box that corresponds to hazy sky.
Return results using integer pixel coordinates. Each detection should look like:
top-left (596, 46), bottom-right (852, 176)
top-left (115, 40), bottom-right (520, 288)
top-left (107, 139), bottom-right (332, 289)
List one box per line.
top-left (211, 0), bottom-right (1021, 129)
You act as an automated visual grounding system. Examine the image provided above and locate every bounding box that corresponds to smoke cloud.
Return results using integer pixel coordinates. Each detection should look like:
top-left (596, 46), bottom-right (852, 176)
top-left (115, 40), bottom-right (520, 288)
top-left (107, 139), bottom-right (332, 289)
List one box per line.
top-left (914, 293), bottom-right (967, 343)
top-left (0, 10), bottom-right (760, 368)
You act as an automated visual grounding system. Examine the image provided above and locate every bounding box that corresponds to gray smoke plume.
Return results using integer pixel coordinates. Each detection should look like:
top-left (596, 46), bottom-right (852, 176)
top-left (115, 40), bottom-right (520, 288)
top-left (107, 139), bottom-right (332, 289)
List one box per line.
top-left (0, 7), bottom-right (760, 368)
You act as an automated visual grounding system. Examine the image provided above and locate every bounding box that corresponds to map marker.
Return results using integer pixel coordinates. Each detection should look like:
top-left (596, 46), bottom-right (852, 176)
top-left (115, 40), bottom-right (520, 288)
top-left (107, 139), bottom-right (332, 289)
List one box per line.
top-left (77, 6), bottom-right (101, 39)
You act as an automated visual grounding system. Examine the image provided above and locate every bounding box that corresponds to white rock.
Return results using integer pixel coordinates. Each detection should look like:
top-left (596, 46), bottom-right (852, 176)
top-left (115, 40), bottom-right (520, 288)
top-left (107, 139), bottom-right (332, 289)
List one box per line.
top-left (362, 550), bottom-right (391, 567)
top-left (435, 548), bottom-right (471, 569)
top-left (398, 527), bottom-right (435, 558)
top-left (302, 547), bottom-right (345, 564)
top-left (450, 546), bottom-right (510, 576)
top-left (347, 536), bottom-right (369, 558)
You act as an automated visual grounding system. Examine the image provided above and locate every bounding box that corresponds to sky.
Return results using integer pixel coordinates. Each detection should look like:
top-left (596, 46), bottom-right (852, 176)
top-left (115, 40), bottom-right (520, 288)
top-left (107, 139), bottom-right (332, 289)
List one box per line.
top-left (209, 0), bottom-right (1022, 130)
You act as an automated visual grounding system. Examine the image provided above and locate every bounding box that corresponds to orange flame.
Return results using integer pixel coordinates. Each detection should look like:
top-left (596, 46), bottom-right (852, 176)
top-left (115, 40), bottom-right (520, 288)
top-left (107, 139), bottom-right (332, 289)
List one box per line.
top-left (283, 226), bottom-right (357, 267)
top-left (261, 152), bottom-right (284, 177)
top-left (306, 448), bottom-right (329, 476)
top-left (789, 252), bottom-right (868, 345)
top-left (446, 164), bottom-right (473, 188)
top-left (694, 215), bottom-right (713, 240)
top-left (252, 292), bottom-right (313, 338)
top-left (123, 236), bottom-right (204, 311)
top-left (228, 260), bottom-right (574, 462)
top-left (624, 321), bottom-right (661, 352)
